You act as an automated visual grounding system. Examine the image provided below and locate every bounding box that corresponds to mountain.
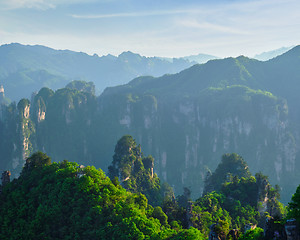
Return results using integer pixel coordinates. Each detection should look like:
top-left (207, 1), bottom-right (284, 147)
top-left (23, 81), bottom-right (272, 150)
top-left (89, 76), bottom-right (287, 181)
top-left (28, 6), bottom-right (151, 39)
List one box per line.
top-left (0, 43), bottom-right (195, 101)
top-left (1, 46), bottom-right (300, 204)
top-left (182, 53), bottom-right (219, 64)
top-left (253, 46), bottom-right (294, 61)
top-left (161, 53), bottom-right (218, 64)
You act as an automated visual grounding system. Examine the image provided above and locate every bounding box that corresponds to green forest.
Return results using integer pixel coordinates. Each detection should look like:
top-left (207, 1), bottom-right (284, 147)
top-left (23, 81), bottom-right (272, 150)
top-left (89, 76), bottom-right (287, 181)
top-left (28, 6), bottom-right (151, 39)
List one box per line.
top-left (1, 136), bottom-right (299, 239)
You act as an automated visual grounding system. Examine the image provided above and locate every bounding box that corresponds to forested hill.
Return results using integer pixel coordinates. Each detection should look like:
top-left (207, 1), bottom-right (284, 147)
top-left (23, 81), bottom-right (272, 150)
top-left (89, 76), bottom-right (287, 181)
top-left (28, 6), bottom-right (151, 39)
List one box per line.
top-left (1, 46), bottom-right (300, 204)
top-left (0, 43), bottom-right (195, 101)
top-left (0, 152), bottom-right (204, 239)
top-left (105, 46), bottom-right (300, 103)
top-left (1, 147), bottom-right (299, 239)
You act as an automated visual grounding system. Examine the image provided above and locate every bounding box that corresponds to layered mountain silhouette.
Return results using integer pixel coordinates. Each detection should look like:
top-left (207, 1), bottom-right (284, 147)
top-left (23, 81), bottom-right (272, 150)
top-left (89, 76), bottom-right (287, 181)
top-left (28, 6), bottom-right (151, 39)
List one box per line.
top-left (0, 43), bottom-right (196, 101)
top-left (1, 45), bottom-right (300, 203)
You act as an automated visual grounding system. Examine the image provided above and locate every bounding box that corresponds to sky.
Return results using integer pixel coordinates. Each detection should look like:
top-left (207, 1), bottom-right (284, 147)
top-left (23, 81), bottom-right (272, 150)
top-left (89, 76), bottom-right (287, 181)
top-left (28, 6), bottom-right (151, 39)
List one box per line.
top-left (0, 0), bottom-right (299, 58)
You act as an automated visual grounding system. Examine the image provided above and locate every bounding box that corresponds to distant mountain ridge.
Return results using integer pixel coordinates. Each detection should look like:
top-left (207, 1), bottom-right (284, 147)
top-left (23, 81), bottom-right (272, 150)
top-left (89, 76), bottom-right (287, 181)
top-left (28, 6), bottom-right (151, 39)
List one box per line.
top-left (161, 53), bottom-right (219, 64)
top-left (0, 43), bottom-right (196, 101)
top-left (0, 43), bottom-right (294, 102)
top-left (182, 53), bottom-right (220, 63)
top-left (253, 46), bottom-right (294, 61)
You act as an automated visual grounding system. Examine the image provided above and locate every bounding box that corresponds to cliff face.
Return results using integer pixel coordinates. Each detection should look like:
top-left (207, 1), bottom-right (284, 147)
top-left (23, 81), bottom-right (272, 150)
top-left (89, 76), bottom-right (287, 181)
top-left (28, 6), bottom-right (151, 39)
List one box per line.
top-left (98, 86), bottom-right (297, 201)
top-left (10, 84), bottom-right (294, 201)
top-left (1, 47), bottom-right (300, 202)
top-left (0, 86), bottom-right (297, 202)
top-left (0, 99), bottom-right (35, 176)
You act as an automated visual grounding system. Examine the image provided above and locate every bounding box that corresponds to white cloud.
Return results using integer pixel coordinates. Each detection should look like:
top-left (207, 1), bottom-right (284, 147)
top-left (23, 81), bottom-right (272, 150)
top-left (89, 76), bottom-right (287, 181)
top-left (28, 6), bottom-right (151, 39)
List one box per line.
top-left (177, 20), bottom-right (250, 35)
top-left (0, 0), bottom-right (299, 58)
top-left (0, 0), bottom-right (99, 10)
top-left (70, 9), bottom-right (205, 19)
top-left (0, 0), bottom-right (54, 10)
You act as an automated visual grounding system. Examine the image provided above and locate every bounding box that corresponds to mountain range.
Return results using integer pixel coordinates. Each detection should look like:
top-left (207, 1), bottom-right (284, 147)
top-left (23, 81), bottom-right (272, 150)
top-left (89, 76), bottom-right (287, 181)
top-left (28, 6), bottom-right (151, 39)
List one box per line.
top-left (0, 44), bottom-right (300, 203)
top-left (253, 46), bottom-right (294, 61)
top-left (0, 43), bottom-right (196, 101)
top-left (0, 43), bottom-right (293, 103)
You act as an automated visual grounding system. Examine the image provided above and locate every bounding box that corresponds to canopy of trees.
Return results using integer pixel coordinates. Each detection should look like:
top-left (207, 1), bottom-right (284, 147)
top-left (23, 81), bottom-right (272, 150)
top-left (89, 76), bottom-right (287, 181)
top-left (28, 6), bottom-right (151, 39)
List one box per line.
top-left (0, 152), bottom-right (203, 240)
top-left (108, 135), bottom-right (162, 206)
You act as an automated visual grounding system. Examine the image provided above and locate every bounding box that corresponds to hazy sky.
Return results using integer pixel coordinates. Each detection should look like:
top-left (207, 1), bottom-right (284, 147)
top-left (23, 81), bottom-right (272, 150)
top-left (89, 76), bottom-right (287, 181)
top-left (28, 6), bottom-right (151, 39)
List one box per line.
top-left (0, 0), bottom-right (299, 58)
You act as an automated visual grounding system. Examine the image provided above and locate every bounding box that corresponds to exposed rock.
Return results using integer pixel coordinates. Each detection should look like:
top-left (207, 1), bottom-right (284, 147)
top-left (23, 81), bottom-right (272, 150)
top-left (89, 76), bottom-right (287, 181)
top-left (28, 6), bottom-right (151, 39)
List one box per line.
top-left (37, 109), bottom-right (45, 122)
top-left (23, 105), bottom-right (30, 119)
top-left (244, 224), bottom-right (256, 233)
top-left (76, 165), bottom-right (85, 178)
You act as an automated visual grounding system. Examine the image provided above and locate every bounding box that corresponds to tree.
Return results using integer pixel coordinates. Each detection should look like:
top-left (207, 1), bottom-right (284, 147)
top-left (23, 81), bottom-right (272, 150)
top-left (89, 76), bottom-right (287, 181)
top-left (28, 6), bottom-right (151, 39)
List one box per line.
top-left (203, 153), bottom-right (251, 194)
top-left (288, 184), bottom-right (300, 222)
top-left (239, 227), bottom-right (264, 240)
top-left (0, 152), bottom-right (204, 239)
top-left (21, 151), bottom-right (51, 175)
top-left (108, 135), bottom-right (162, 206)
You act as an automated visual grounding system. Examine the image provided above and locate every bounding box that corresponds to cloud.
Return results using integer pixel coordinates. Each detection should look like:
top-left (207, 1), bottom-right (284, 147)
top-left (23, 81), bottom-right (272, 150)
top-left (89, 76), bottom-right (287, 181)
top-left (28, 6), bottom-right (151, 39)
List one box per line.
top-left (1, 0), bottom-right (299, 58)
top-left (0, 0), bottom-right (54, 10)
top-left (70, 9), bottom-right (206, 19)
top-left (177, 20), bottom-right (250, 35)
top-left (0, 0), bottom-right (99, 10)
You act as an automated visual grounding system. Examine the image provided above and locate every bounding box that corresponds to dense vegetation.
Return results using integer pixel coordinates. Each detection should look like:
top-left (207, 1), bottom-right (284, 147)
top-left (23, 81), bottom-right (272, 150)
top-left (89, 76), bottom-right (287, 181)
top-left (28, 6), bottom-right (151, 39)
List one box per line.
top-left (108, 135), bottom-right (162, 206)
top-left (0, 152), bottom-right (203, 240)
top-left (1, 134), bottom-right (299, 239)
top-left (160, 153), bottom-right (286, 239)
top-left (288, 185), bottom-right (300, 223)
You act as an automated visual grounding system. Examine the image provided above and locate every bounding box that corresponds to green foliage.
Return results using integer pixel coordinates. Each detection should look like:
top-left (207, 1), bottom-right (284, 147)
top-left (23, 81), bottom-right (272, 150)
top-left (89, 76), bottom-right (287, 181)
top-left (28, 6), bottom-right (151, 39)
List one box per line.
top-left (287, 184), bottom-right (300, 222)
top-left (168, 227), bottom-right (204, 240)
top-left (186, 154), bottom-right (287, 239)
top-left (0, 152), bottom-right (204, 239)
top-left (191, 192), bottom-right (232, 237)
top-left (152, 206), bottom-right (168, 226)
top-left (108, 135), bottom-right (162, 206)
top-left (190, 189), bottom-right (260, 239)
top-left (238, 227), bottom-right (264, 240)
top-left (22, 151), bottom-right (51, 174)
top-left (204, 153), bottom-right (251, 194)
top-left (17, 98), bottom-right (30, 112)
top-left (65, 80), bottom-right (95, 95)
top-left (222, 176), bottom-right (258, 207)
